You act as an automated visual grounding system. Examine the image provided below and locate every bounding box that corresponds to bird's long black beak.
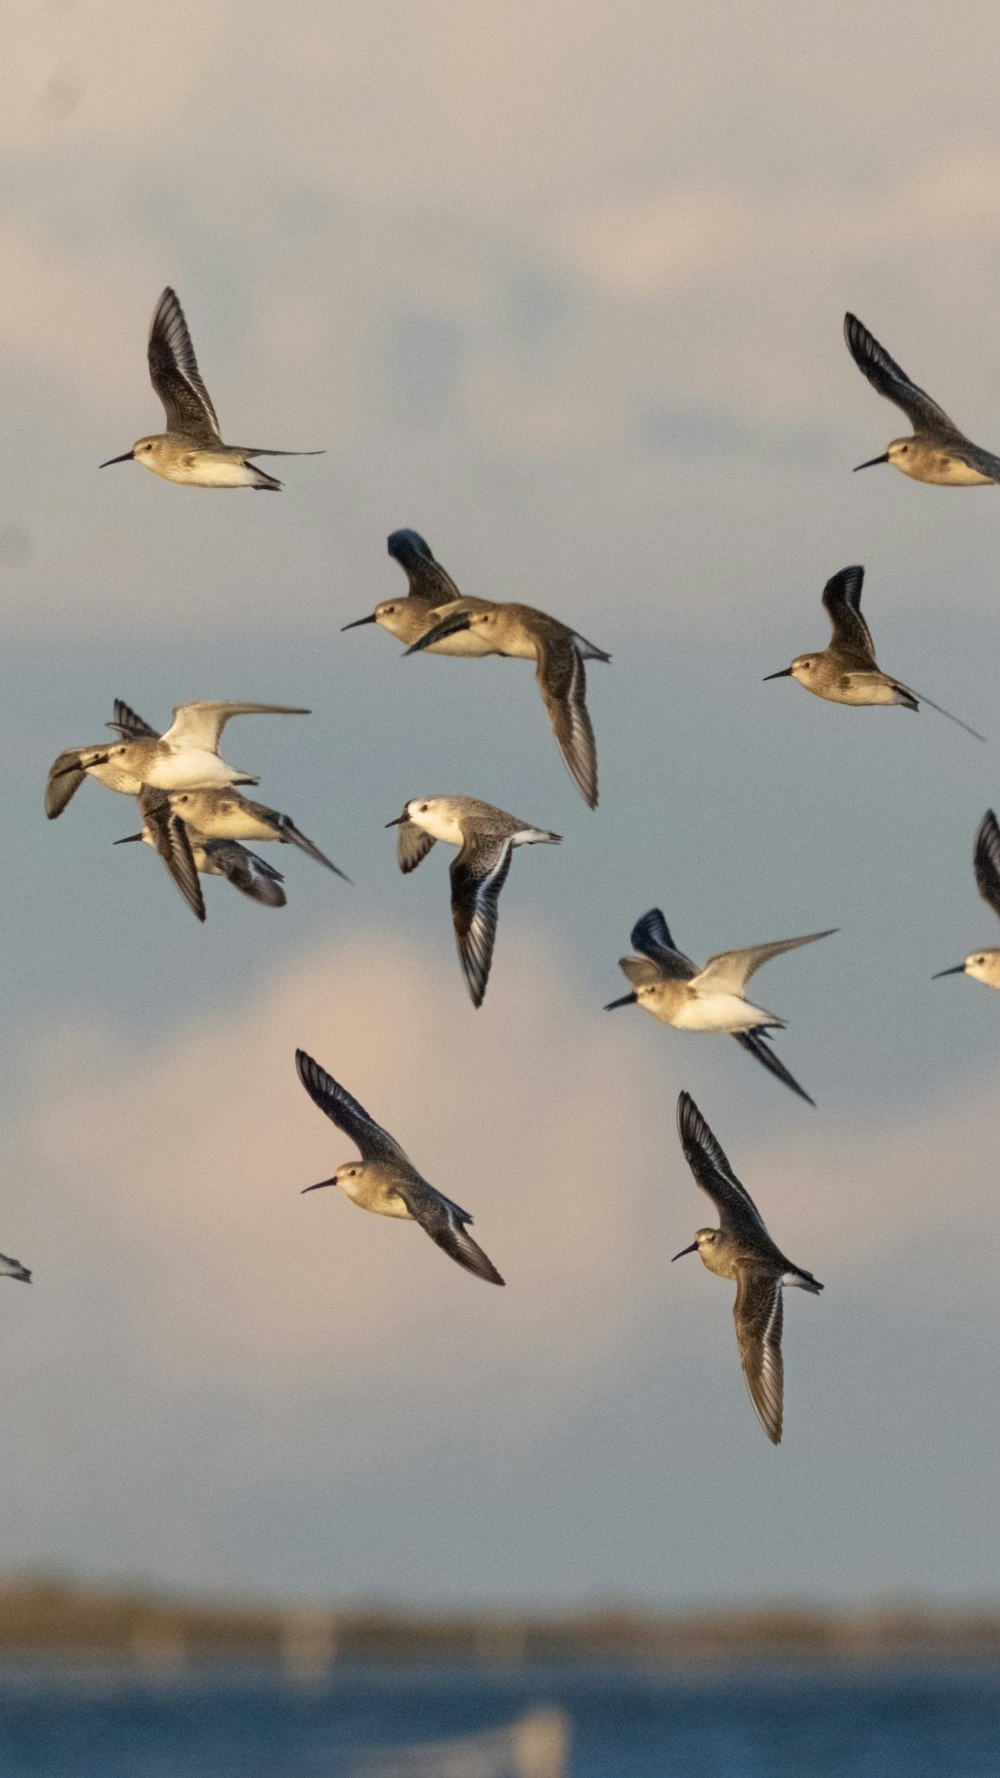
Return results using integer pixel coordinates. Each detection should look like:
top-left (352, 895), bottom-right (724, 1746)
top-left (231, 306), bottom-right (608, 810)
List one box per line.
top-left (604, 992), bottom-right (637, 1010)
top-left (301, 1178), bottom-right (336, 1194)
top-left (762, 667), bottom-right (793, 681)
top-left (405, 616), bottom-right (471, 655)
top-left (99, 451), bottom-right (134, 467)
top-left (932, 964), bottom-right (967, 978)
top-left (384, 813), bottom-right (409, 828)
top-left (672, 1241), bottom-right (699, 1262)
top-left (114, 832), bottom-right (143, 845)
top-left (341, 614), bottom-right (377, 630)
top-left (853, 452), bottom-right (889, 471)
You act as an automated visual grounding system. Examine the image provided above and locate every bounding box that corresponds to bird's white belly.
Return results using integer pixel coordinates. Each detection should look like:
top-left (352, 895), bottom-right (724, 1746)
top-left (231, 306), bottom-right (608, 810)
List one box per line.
top-left (834, 675), bottom-right (900, 707)
top-left (676, 993), bottom-right (764, 1033)
top-left (412, 807), bottom-right (464, 844)
top-left (144, 750), bottom-right (243, 790)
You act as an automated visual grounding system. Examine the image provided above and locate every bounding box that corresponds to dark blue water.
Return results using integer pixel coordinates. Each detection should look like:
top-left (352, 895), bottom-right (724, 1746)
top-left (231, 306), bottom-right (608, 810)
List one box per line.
top-left (0, 1659), bottom-right (997, 1777)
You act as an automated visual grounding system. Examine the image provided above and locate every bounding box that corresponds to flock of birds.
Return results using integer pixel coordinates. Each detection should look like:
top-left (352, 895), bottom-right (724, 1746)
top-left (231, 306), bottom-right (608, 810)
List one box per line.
top-left (13, 287), bottom-right (1000, 1447)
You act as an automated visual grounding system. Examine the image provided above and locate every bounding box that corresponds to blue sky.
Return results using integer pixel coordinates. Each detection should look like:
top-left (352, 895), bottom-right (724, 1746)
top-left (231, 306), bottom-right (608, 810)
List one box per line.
top-left (1, 0), bottom-right (999, 1609)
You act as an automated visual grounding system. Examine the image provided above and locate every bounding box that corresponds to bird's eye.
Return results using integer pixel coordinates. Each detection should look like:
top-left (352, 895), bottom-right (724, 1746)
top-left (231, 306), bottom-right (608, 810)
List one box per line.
top-left (419, 803), bottom-right (428, 812)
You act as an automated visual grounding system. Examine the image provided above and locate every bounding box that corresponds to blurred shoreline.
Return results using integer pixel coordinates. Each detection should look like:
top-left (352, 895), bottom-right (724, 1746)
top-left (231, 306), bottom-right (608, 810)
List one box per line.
top-left (1, 1578), bottom-right (999, 1669)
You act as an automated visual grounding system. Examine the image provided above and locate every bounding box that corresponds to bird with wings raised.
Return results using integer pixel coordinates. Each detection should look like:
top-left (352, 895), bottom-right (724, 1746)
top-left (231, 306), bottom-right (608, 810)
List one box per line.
top-left (605, 908), bottom-right (834, 1105)
top-left (672, 1092), bottom-right (822, 1445)
top-left (295, 1051), bottom-right (504, 1285)
top-left (100, 287), bottom-right (323, 489)
top-left (764, 565), bottom-right (984, 739)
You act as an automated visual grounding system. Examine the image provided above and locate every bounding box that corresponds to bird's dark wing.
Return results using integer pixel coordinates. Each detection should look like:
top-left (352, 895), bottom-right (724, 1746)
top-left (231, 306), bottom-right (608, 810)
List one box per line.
top-left (395, 1179), bottom-right (505, 1285)
top-left (629, 908), bottom-right (698, 979)
top-left (108, 699), bottom-right (158, 740)
top-left (387, 529), bottom-right (465, 605)
top-left (676, 1092), bottom-right (770, 1239)
top-left (141, 797), bottom-right (206, 923)
top-left (974, 809), bottom-right (1000, 921)
top-left (734, 1271), bottom-right (784, 1445)
top-left (450, 836), bottom-right (514, 1008)
top-left (843, 313), bottom-right (960, 435)
top-left (147, 287), bottom-right (221, 442)
top-left (397, 821), bottom-right (437, 874)
top-left (821, 566), bottom-right (875, 663)
top-left (207, 841), bottom-right (287, 907)
top-left (535, 632), bottom-right (598, 809)
top-left (731, 1030), bottom-right (815, 1106)
top-left (294, 1051), bottom-right (411, 1167)
top-left (45, 751), bottom-right (86, 819)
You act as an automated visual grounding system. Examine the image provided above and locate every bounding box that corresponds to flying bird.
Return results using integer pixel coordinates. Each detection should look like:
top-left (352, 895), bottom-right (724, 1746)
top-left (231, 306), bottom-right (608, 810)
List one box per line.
top-left (100, 287), bottom-right (323, 488)
top-left (933, 809), bottom-right (1000, 992)
top-left (764, 565), bottom-right (984, 739)
top-left (605, 910), bottom-right (833, 1104)
top-left (407, 602), bottom-right (610, 808)
top-left (168, 787), bottom-right (348, 880)
top-left (47, 701), bottom-right (310, 802)
top-left (386, 796), bottom-right (560, 1007)
top-left (116, 787), bottom-right (288, 914)
top-left (673, 1092), bottom-right (822, 1445)
top-left (295, 1050), bottom-right (504, 1284)
top-left (845, 312), bottom-right (1000, 486)
top-left (0, 1253), bottom-right (31, 1283)
top-left (341, 529), bottom-right (494, 651)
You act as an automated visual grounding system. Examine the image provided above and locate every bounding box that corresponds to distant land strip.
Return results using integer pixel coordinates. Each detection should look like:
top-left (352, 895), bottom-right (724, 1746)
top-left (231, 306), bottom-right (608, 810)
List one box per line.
top-left (0, 1579), bottom-right (998, 1667)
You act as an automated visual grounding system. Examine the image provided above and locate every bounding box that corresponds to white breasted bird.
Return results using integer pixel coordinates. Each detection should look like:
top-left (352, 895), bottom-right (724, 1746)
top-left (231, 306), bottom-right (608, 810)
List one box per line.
top-left (295, 1051), bottom-right (504, 1285)
top-left (48, 700), bottom-right (310, 799)
top-left (673, 1092), bottom-right (822, 1446)
top-left (386, 796), bottom-right (560, 1007)
top-left (606, 909), bottom-right (834, 1104)
top-left (933, 809), bottom-right (1000, 993)
top-left (100, 287), bottom-right (323, 489)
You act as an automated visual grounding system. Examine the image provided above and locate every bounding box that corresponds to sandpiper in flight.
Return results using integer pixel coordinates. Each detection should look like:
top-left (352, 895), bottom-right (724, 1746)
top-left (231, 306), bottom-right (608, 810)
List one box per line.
top-left (386, 796), bottom-right (560, 1007)
top-left (605, 909), bottom-right (833, 1104)
top-left (845, 312), bottom-right (1000, 485)
top-left (100, 287), bottom-right (323, 489)
top-left (673, 1092), bottom-right (822, 1445)
top-left (167, 787), bottom-right (349, 880)
top-left (764, 565), bottom-right (984, 739)
top-left (48, 701), bottom-right (310, 798)
top-left (341, 529), bottom-right (494, 652)
top-left (933, 809), bottom-right (1000, 993)
top-left (407, 602), bottom-right (610, 809)
top-left (295, 1051), bottom-right (504, 1284)
top-left (0, 1253), bottom-right (31, 1283)
top-left (116, 787), bottom-right (289, 915)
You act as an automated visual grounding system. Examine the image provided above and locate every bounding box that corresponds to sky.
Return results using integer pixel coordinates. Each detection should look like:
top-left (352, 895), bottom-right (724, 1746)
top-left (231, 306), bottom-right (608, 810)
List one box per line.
top-left (1, 0), bottom-right (999, 1611)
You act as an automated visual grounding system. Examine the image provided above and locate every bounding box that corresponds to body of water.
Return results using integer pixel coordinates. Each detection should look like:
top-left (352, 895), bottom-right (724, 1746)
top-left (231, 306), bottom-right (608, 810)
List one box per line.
top-left (0, 1658), bottom-right (997, 1777)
